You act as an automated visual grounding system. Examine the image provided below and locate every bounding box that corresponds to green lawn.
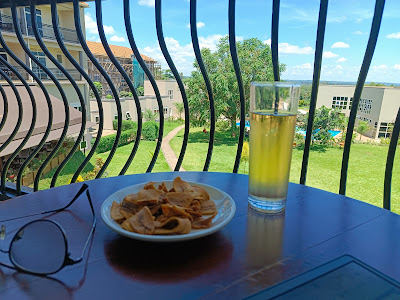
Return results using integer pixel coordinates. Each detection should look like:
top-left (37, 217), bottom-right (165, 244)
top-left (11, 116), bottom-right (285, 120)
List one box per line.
top-left (170, 127), bottom-right (400, 214)
top-left (36, 121), bottom-right (183, 190)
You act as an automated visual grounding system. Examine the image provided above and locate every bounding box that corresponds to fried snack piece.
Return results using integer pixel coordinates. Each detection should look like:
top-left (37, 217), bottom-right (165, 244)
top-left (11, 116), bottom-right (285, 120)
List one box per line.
top-left (143, 182), bottom-right (156, 190)
top-left (200, 200), bottom-right (217, 215)
top-left (173, 177), bottom-right (193, 193)
top-left (161, 204), bottom-right (193, 221)
top-left (111, 201), bottom-right (124, 222)
top-left (192, 213), bottom-right (217, 229)
top-left (164, 192), bottom-right (194, 208)
top-left (173, 177), bottom-right (210, 201)
top-left (154, 217), bottom-right (191, 235)
top-left (190, 186), bottom-right (210, 201)
top-left (158, 182), bottom-right (169, 193)
top-left (190, 200), bottom-right (201, 212)
top-left (126, 206), bottom-right (156, 235)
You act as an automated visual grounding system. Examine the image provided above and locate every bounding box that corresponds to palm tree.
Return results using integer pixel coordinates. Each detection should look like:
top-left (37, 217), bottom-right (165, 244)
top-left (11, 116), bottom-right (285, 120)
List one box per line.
top-left (356, 120), bottom-right (370, 140)
top-left (174, 103), bottom-right (184, 120)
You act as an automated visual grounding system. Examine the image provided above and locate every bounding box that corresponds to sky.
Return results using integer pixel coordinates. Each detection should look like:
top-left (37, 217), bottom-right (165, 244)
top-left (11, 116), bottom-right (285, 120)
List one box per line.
top-left (83, 0), bottom-right (400, 83)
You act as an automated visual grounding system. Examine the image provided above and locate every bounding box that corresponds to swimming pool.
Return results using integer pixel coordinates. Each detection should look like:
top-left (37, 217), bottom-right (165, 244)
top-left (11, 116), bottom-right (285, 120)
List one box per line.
top-left (297, 128), bottom-right (341, 138)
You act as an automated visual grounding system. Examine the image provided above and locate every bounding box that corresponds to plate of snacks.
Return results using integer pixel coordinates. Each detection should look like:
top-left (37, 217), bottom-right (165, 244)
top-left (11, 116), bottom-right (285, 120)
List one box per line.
top-left (101, 177), bottom-right (236, 242)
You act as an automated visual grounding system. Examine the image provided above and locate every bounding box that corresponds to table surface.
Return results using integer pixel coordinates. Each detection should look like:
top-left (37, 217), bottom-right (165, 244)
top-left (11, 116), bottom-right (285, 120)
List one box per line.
top-left (0, 171), bottom-right (399, 300)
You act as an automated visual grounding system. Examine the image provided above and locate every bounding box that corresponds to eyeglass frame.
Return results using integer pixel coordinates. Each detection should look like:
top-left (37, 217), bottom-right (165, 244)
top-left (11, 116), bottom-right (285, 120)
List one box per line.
top-left (0, 183), bottom-right (96, 275)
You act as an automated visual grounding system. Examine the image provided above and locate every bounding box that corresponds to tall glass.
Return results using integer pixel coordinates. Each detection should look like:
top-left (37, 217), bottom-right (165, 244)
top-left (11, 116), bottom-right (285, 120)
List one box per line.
top-left (248, 82), bottom-right (300, 213)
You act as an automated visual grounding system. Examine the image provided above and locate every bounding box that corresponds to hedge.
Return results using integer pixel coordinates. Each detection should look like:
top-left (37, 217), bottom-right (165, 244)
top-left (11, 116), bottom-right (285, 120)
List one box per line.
top-left (93, 129), bottom-right (136, 154)
top-left (142, 121), bottom-right (159, 141)
top-left (113, 120), bottom-right (138, 131)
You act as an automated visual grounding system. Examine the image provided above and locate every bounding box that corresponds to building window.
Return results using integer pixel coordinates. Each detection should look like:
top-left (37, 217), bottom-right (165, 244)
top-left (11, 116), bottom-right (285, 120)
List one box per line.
top-left (94, 74), bottom-right (100, 82)
top-left (126, 111), bottom-right (131, 120)
top-left (163, 107), bottom-right (168, 115)
top-left (168, 89), bottom-right (173, 100)
top-left (114, 114), bottom-right (118, 120)
top-left (25, 7), bottom-right (42, 37)
top-left (95, 115), bottom-right (99, 124)
top-left (31, 51), bottom-right (47, 79)
top-left (154, 108), bottom-right (159, 114)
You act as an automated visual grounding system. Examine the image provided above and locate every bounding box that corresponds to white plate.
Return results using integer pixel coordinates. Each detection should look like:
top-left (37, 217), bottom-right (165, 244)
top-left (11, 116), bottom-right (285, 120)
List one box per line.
top-left (100, 180), bottom-right (236, 242)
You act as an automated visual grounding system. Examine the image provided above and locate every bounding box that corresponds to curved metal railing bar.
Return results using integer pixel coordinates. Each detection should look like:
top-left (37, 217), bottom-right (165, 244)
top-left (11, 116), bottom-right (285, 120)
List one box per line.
top-left (271, 0), bottom-right (280, 82)
top-left (190, 0), bottom-right (215, 171)
top-left (383, 108), bottom-right (400, 210)
top-left (228, 0), bottom-right (245, 173)
top-left (50, 0), bottom-right (103, 184)
top-left (0, 70), bottom-right (25, 194)
top-left (95, 0), bottom-right (142, 176)
top-left (11, 3), bottom-right (69, 192)
top-left (300, 0), bottom-right (328, 185)
top-left (0, 82), bottom-right (8, 134)
top-left (0, 26), bottom-right (53, 194)
top-left (0, 57), bottom-right (40, 195)
top-left (154, 0), bottom-right (189, 171)
top-left (339, 0), bottom-right (385, 195)
top-left (30, 0), bottom-right (85, 188)
top-left (73, 0), bottom-right (121, 179)
top-left (124, 0), bottom-right (168, 172)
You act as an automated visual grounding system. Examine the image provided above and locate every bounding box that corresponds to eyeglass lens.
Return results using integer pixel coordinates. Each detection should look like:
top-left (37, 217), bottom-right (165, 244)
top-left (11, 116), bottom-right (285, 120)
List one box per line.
top-left (9, 220), bottom-right (67, 275)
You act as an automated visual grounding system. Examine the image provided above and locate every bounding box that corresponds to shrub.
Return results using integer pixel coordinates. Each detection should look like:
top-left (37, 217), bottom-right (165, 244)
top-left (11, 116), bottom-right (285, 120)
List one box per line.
top-left (105, 94), bottom-right (113, 99)
top-left (142, 121), bottom-right (159, 141)
top-left (94, 129), bottom-right (136, 153)
top-left (120, 91), bottom-right (133, 98)
top-left (112, 119), bottom-right (138, 131)
top-left (216, 119), bottom-right (230, 131)
top-left (90, 81), bottom-right (103, 98)
top-left (137, 86), bottom-right (144, 96)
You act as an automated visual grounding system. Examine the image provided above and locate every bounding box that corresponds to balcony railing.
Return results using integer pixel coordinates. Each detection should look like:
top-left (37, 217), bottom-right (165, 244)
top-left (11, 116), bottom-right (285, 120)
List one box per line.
top-left (0, 0), bottom-right (398, 214)
top-left (0, 66), bottom-right (81, 81)
top-left (0, 12), bottom-right (79, 44)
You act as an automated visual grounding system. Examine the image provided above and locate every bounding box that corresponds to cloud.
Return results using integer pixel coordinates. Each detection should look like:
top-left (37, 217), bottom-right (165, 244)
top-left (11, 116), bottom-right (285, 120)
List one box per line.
top-left (138, 0), bottom-right (154, 7)
top-left (332, 42), bottom-right (350, 48)
top-left (263, 39), bottom-right (313, 54)
top-left (85, 13), bottom-right (98, 35)
top-left (85, 13), bottom-right (115, 36)
top-left (186, 22), bottom-right (205, 29)
top-left (386, 32), bottom-right (400, 39)
top-left (282, 63), bottom-right (313, 79)
top-left (336, 65), bottom-right (344, 70)
top-left (353, 31), bottom-right (367, 35)
top-left (323, 51), bottom-right (339, 58)
top-left (198, 34), bottom-right (224, 51)
top-left (110, 35), bottom-right (126, 42)
top-left (372, 65), bottom-right (388, 70)
top-left (394, 65), bottom-right (400, 70)
top-left (104, 25), bottom-right (115, 35)
top-left (337, 57), bottom-right (347, 62)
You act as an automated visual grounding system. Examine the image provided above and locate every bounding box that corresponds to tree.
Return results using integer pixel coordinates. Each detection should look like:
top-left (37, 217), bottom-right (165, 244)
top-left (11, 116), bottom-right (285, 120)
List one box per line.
top-left (119, 91), bottom-right (133, 98)
top-left (161, 69), bottom-right (174, 80)
top-left (185, 36), bottom-right (286, 128)
top-left (90, 81), bottom-right (103, 98)
top-left (356, 120), bottom-right (370, 140)
top-left (143, 108), bottom-right (157, 121)
top-left (174, 102), bottom-right (184, 119)
top-left (298, 106), bottom-right (346, 144)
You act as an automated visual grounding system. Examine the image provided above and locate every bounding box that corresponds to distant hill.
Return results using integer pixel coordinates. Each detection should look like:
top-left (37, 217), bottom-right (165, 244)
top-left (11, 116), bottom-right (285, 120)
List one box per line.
top-left (284, 79), bottom-right (400, 87)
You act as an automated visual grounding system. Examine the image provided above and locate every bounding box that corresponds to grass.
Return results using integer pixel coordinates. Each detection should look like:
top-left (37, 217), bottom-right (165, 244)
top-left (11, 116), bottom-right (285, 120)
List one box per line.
top-left (170, 127), bottom-right (400, 214)
top-left (36, 121), bottom-right (184, 190)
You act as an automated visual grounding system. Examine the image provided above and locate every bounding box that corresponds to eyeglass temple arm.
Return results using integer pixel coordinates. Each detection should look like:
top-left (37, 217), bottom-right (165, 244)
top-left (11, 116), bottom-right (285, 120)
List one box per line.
top-left (67, 189), bottom-right (96, 264)
top-left (0, 184), bottom-right (89, 223)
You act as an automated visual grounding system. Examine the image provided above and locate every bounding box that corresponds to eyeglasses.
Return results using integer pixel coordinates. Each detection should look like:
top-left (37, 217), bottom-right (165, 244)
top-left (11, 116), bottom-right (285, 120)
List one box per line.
top-left (0, 183), bottom-right (96, 275)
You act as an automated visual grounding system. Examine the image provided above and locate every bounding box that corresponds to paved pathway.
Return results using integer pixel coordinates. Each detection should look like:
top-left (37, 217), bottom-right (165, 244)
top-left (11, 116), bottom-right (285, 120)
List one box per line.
top-left (162, 124), bottom-right (186, 171)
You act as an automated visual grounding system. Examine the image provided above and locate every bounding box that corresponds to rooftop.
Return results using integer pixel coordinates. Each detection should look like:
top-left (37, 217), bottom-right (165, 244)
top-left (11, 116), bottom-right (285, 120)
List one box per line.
top-left (86, 41), bottom-right (156, 62)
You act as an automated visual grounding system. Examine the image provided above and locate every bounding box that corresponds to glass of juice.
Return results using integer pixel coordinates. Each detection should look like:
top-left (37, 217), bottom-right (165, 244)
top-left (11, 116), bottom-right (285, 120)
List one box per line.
top-left (248, 82), bottom-right (300, 213)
